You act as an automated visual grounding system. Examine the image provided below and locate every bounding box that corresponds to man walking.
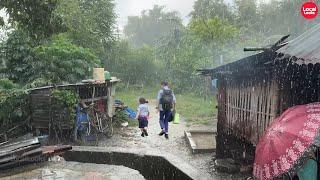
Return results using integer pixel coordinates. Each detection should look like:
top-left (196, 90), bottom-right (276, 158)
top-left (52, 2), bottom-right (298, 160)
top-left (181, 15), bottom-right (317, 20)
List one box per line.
top-left (156, 81), bottom-right (176, 139)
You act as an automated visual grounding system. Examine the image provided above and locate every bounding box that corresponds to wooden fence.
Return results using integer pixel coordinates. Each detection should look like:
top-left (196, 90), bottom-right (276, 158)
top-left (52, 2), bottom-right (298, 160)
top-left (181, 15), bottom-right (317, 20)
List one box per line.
top-left (223, 79), bottom-right (279, 145)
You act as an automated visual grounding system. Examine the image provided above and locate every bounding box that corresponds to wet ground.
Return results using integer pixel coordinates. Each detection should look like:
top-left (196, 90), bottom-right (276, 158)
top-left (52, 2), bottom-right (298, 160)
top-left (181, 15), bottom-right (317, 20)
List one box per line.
top-left (98, 100), bottom-right (248, 179)
top-left (1, 100), bottom-right (249, 180)
top-left (0, 161), bottom-right (145, 180)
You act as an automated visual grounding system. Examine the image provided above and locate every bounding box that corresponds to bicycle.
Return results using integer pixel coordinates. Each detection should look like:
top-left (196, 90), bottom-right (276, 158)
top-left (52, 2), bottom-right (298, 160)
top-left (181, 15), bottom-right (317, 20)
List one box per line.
top-left (89, 105), bottom-right (113, 137)
top-left (80, 101), bottom-right (113, 145)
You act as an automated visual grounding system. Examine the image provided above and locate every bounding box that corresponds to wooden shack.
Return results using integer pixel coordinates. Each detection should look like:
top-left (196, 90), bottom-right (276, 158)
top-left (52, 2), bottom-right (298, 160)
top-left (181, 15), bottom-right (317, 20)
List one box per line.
top-left (199, 25), bottom-right (320, 164)
top-left (28, 79), bottom-right (119, 138)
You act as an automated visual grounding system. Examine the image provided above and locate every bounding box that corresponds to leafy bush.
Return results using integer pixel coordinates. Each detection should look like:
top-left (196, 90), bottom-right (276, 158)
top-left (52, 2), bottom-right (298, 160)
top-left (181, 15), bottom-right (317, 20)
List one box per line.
top-left (52, 89), bottom-right (79, 122)
top-left (113, 110), bottom-right (130, 125)
top-left (33, 35), bottom-right (101, 84)
top-left (0, 79), bottom-right (28, 127)
top-left (1, 31), bottom-right (101, 85)
top-left (108, 41), bottom-right (161, 86)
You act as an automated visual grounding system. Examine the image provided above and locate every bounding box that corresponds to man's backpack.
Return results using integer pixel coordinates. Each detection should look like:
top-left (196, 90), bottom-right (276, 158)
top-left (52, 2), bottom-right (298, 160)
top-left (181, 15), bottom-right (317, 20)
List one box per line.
top-left (160, 89), bottom-right (173, 110)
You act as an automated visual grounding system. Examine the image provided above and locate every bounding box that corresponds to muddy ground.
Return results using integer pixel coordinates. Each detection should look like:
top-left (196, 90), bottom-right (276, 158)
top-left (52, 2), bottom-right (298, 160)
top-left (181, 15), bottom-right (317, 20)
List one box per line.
top-left (99, 100), bottom-right (249, 180)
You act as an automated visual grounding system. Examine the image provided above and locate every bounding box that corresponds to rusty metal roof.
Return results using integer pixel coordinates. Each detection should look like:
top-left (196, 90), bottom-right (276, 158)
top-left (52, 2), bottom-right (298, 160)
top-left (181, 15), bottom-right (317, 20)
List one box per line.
top-left (277, 25), bottom-right (320, 64)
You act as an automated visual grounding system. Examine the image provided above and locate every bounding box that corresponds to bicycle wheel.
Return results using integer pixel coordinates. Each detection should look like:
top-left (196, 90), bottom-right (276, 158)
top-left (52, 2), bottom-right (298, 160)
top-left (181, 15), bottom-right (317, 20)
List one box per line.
top-left (86, 122), bottom-right (99, 146)
top-left (99, 113), bottom-right (113, 137)
top-left (106, 117), bottom-right (114, 137)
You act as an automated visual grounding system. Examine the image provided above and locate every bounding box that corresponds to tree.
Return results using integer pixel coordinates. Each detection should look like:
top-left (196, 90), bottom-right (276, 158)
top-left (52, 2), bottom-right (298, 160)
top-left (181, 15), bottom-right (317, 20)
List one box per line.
top-left (107, 40), bottom-right (160, 85)
top-left (54, 0), bottom-right (116, 57)
top-left (33, 34), bottom-right (100, 83)
top-left (234, 0), bottom-right (258, 26)
top-left (0, 0), bottom-right (65, 40)
top-left (0, 30), bottom-right (34, 83)
top-left (124, 5), bottom-right (183, 47)
top-left (189, 17), bottom-right (238, 44)
top-left (258, 0), bottom-right (320, 38)
top-left (0, 78), bottom-right (27, 128)
top-left (1, 0), bottom-right (116, 56)
top-left (191, 0), bottom-right (234, 22)
top-left (1, 31), bottom-right (100, 84)
top-left (169, 32), bottom-right (210, 92)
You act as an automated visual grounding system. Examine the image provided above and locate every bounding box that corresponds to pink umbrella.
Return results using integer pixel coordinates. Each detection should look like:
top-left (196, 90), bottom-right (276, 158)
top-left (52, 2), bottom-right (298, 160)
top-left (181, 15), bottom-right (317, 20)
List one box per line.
top-left (253, 102), bottom-right (320, 179)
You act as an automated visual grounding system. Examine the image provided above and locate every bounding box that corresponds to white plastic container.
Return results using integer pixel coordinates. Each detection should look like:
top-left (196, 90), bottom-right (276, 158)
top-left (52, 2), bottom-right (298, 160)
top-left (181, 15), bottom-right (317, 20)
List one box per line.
top-left (93, 68), bottom-right (105, 83)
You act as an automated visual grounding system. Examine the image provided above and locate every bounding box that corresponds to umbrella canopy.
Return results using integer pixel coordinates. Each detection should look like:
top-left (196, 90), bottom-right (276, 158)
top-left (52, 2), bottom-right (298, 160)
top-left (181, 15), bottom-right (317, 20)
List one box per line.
top-left (253, 102), bottom-right (320, 180)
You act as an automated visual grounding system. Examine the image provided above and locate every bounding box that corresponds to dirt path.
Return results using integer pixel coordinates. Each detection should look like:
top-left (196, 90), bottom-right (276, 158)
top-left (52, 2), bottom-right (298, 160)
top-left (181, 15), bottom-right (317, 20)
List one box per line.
top-left (99, 100), bottom-right (217, 178)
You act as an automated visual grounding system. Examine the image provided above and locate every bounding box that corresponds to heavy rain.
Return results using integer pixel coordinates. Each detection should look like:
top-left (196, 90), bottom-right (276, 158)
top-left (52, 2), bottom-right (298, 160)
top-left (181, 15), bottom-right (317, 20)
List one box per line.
top-left (0, 0), bottom-right (320, 180)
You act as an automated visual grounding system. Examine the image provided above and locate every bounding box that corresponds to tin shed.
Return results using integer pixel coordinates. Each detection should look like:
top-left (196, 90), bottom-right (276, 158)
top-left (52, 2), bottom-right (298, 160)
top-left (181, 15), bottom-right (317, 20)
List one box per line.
top-left (199, 25), bottom-right (320, 163)
top-left (28, 79), bottom-right (120, 138)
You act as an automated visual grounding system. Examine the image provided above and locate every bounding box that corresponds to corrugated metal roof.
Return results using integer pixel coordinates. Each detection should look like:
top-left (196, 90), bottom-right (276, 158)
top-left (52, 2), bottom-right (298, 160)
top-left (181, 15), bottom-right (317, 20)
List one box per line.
top-left (277, 25), bottom-right (320, 64)
top-left (197, 51), bottom-right (276, 76)
top-left (27, 78), bottom-right (121, 92)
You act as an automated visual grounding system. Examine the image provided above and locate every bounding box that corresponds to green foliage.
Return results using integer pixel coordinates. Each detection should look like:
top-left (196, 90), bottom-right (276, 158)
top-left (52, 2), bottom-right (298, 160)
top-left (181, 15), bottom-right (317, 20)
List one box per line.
top-left (117, 87), bottom-right (157, 109)
top-left (1, 31), bottom-right (100, 84)
top-left (189, 17), bottom-right (238, 44)
top-left (113, 110), bottom-right (135, 126)
top-left (235, 0), bottom-right (258, 27)
top-left (52, 89), bottom-right (78, 109)
top-left (0, 0), bottom-right (65, 39)
top-left (257, 0), bottom-right (320, 37)
top-left (156, 17), bottom-right (237, 93)
top-left (0, 30), bottom-right (34, 83)
top-left (0, 79), bottom-right (27, 127)
top-left (108, 40), bottom-right (161, 85)
top-left (24, 78), bottom-right (53, 89)
top-left (0, 0), bottom-right (116, 135)
top-left (124, 5), bottom-right (183, 47)
top-left (175, 93), bottom-right (216, 126)
top-left (33, 35), bottom-right (100, 83)
top-left (52, 89), bottom-right (78, 122)
top-left (117, 87), bottom-right (216, 126)
top-left (0, 78), bottom-right (18, 89)
top-left (0, 0), bottom-right (116, 84)
top-left (191, 0), bottom-right (234, 21)
top-left (169, 33), bottom-right (210, 93)
top-left (54, 0), bottom-right (116, 56)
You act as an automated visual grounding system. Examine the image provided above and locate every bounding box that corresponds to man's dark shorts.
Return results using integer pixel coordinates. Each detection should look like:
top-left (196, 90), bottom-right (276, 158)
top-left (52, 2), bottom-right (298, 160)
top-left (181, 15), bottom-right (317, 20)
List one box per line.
top-left (138, 117), bottom-right (148, 128)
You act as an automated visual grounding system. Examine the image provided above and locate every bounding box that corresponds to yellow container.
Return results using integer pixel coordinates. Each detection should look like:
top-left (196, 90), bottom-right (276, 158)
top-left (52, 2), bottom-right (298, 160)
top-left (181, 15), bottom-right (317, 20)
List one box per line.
top-left (93, 68), bottom-right (105, 83)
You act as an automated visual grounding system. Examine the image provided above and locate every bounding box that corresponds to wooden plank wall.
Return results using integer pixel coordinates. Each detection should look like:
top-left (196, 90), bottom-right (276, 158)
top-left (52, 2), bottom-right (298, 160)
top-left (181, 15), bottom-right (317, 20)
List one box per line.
top-left (29, 83), bottom-right (113, 130)
top-left (224, 79), bottom-right (278, 145)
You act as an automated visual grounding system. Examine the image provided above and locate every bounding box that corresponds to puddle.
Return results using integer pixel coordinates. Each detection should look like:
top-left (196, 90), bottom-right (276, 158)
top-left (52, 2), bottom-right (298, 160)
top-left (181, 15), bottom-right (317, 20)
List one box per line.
top-left (0, 161), bottom-right (145, 180)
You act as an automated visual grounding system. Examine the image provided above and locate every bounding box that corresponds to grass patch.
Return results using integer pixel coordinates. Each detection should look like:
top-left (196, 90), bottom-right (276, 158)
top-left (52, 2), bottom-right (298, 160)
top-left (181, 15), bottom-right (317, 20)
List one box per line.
top-left (116, 87), bottom-right (158, 109)
top-left (127, 119), bottom-right (138, 127)
top-left (116, 87), bottom-right (217, 126)
top-left (115, 87), bottom-right (157, 127)
top-left (176, 93), bottom-right (217, 126)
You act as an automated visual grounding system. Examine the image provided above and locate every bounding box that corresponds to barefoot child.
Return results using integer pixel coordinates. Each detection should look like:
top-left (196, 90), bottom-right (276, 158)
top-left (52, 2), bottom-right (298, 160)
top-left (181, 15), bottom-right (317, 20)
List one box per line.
top-left (136, 97), bottom-right (150, 137)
